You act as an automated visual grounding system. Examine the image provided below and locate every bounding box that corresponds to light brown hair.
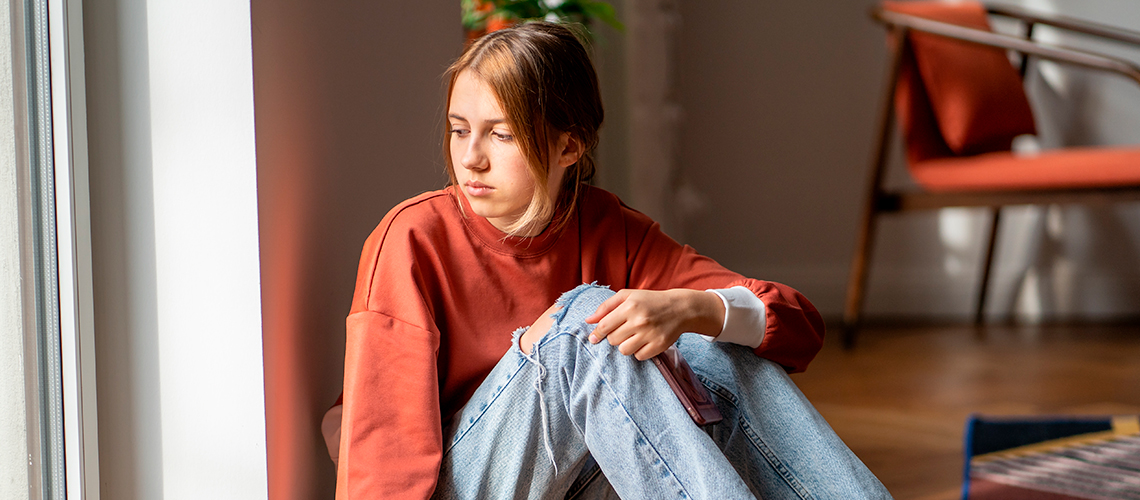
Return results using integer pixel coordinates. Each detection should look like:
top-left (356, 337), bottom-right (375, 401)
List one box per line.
top-left (444, 22), bottom-right (603, 237)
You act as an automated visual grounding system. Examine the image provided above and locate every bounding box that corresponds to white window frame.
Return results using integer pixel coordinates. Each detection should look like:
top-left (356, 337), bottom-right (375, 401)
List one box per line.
top-left (18, 0), bottom-right (99, 497)
top-left (48, 0), bottom-right (99, 498)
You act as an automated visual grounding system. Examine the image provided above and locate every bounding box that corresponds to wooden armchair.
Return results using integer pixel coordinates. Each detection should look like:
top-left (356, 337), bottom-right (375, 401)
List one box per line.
top-left (843, 1), bottom-right (1140, 347)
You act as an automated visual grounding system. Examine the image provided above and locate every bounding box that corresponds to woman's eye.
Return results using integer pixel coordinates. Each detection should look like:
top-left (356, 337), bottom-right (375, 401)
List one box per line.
top-left (450, 128), bottom-right (469, 138)
top-left (492, 131), bottom-right (514, 142)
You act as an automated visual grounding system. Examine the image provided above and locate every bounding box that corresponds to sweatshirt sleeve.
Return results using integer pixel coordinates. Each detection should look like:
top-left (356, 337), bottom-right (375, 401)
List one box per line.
top-left (624, 216), bottom-right (824, 373)
top-left (699, 286), bottom-right (766, 348)
top-left (337, 311), bottom-right (442, 500)
top-left (336, 196), bottom-right (447, 499)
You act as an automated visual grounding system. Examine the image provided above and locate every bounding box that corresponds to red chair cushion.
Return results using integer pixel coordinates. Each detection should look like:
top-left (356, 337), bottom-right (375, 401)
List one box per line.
top-left (895, 33), bottom-right (956, 165)
top-left (884, 1), bottom-right (1036, 159)
top-left (910, 147), bottom-right (1140, 192)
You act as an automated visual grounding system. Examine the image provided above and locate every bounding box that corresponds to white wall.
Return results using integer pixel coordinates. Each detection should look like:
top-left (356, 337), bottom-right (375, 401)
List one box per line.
top-left (986, 0), bottom-right (1140, 320)
top-left (673, 0), bottom-right (1140, 320)
top-left (84, 0), bottom-right (268, 498)
top-left (1, 0), bottom-right (31, 496)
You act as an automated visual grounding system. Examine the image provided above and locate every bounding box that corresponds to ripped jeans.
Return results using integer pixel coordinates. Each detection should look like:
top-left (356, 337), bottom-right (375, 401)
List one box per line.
top-left (432, 284), bottom-right (891, 500)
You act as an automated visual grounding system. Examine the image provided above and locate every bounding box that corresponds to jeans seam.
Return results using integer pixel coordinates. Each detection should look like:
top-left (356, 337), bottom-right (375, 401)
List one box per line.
top-left (697, 374), bottom-right (816, 500)
top-left (737, 418), bottom-right (816, 500)
top-left (695, 374), bottom-right (739, 407)
top-left (441, 353), bottom-right (529, 459)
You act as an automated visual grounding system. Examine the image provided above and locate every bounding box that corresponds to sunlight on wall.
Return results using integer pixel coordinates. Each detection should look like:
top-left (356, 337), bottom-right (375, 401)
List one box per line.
top-left (86, 0), bottom-right (269, 497)
top-left (953, 0), bottom-right (1140, 322)
top-left (1006, 206), bottom-right (1077, 322)
top-left (146, 1), bottom-right (268, 495)
top-left (1023, 0), bottom-right (1070, 96)
top-left (938, 208), bottom-right (977, 277)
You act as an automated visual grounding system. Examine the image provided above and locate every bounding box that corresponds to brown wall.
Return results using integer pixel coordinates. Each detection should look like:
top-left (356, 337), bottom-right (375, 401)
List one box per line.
top-left (252, 2), bottom-right (461, 498)
top-left (675, 0), bottom-right (887, 312)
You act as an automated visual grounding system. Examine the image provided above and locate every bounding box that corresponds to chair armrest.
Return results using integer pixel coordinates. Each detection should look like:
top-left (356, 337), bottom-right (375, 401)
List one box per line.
top-left (873, 8), bottom-right (1140, 87)
top-left (986, 4), bottom-right (1140, 48)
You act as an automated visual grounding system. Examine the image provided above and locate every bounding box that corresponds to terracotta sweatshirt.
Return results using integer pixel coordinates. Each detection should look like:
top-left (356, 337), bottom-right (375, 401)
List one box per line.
top-left (335, 185), bottom-right (825, 499)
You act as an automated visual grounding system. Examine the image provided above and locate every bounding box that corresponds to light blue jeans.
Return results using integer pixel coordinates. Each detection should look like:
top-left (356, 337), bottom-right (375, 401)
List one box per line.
top-left (432, 284), bottom-right (891, 499)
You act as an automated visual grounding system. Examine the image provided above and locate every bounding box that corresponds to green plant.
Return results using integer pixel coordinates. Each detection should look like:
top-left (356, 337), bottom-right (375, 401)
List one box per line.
top-left (462, 0), bottom-right (624, 39)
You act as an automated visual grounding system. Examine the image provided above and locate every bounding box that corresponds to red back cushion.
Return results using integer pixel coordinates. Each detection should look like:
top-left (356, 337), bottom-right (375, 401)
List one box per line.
top-left (883, 1), bottom-right (1036, 160)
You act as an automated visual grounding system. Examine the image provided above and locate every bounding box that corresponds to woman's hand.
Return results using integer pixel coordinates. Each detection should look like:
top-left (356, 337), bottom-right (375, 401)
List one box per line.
top-left (585, 289), bottom-right (725, 360)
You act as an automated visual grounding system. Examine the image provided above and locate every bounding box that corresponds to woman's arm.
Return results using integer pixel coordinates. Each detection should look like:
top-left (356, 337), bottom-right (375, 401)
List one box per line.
top-left (583, 288), bottom-right (725, 360)
top-left (338, 196), bottom-right (450, 499)
top-left (337, 311), bottom-right (443, 500)
top-left (622, 217), bottom-right (825, 373)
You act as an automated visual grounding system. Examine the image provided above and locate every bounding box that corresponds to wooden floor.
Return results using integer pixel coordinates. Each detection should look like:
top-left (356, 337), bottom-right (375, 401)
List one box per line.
top-left (789, 322), bottom-right (1140, 500)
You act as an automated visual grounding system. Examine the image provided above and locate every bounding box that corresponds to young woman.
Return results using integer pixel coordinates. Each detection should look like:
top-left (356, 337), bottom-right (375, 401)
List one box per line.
top-left (336, 22), bottom-right (889, 500)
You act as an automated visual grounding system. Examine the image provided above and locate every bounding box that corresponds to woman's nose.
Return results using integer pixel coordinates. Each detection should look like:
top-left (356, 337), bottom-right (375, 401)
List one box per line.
top-left (460, 139), bottom-right (488, 171)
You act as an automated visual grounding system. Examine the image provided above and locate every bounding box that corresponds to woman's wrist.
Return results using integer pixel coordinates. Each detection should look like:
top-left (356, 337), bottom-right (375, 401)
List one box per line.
top-left (680, 289), bottom-right (726, 338)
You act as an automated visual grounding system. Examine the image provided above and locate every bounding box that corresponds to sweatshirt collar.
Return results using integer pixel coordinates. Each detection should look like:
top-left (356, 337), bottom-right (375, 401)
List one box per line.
top-left (449, 186), bottom-right (572, 257)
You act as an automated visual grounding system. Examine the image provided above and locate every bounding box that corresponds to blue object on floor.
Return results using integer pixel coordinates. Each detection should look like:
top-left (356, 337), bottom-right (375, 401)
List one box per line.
top-left (962, 414), bottom-right (1140, 499)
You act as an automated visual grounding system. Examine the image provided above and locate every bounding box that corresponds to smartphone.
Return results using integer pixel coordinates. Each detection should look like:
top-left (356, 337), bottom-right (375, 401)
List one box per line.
top-left (651, 346), bottom-right (723, 426)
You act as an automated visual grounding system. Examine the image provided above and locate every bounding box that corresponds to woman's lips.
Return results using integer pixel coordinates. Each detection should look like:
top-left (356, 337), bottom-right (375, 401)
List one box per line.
top-left (465, 181), bottom-right (494, 197)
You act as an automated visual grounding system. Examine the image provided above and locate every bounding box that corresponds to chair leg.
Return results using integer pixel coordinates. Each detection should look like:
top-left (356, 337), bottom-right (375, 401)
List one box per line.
top-left (975, 208), bottom-right (1002, 326)
top-left (843, 207), bottom-right (879, 350)
top-left (844, 30), bottom-right (905, 349)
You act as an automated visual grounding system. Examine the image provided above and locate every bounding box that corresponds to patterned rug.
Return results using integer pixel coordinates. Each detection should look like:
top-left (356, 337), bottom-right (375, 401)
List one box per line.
top-left (963, 415), bottom-right (1140, 499)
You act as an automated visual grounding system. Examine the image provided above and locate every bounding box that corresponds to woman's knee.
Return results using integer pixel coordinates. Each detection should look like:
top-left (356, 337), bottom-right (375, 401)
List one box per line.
top-left (518, 283), bottom-right (615, 355)
top-left (519, 302), bottom-right (560, 354)
top-left (552, 283), bottom-right (614, 326)
top-left (676, 335), bottom-right (791, 392)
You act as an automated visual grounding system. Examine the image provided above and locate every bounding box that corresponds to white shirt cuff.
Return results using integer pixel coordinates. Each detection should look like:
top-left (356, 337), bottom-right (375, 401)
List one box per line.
top-left (696, 286), bottom-right (766, 348)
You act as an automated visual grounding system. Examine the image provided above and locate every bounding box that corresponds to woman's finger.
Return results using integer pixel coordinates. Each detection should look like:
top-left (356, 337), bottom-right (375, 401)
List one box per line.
top-left (591, 312), bottom-right (631, 344)
top-left (632, 340), bottom-right (666, 361)
top-left (618, 334), bottom-right (649, 357)
top-left (587, 313), bottom-right (615, 343)
top-left (588, 296), bottom-right (634, 343)
top-left (585, 289), bottom-right (629, 324)
top-left (601, 321), bottom-right (639, 347)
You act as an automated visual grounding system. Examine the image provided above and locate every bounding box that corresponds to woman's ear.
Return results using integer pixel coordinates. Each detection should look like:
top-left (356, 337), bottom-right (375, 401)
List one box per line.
top-left (556, 132), bottom-right (583, 169)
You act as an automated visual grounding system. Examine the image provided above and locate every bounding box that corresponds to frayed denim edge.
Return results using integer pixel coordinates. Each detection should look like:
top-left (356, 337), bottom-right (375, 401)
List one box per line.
top-left (514, 324), bottom-right (559, 476)
top-left (552, 282), bottom-right (609, 326)
top-left (511, 325), bottom-right (530, 349)
top-left (508, 282), bottom-right (610, 477)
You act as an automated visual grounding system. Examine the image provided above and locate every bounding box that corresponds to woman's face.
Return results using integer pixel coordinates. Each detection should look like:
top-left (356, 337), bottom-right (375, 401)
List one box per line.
top-left (448, 70), bottom-right (567, 235)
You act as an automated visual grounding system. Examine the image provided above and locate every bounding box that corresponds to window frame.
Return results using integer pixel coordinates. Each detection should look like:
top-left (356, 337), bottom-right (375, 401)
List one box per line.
top-left (16, 0), bottom-right (99, 497)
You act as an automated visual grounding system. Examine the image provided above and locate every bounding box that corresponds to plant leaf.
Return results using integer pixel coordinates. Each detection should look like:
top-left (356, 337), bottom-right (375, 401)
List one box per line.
top-left (582, 1), bottom-right (624, 31)
top-left (475, 0), bottom-right (624, 39)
